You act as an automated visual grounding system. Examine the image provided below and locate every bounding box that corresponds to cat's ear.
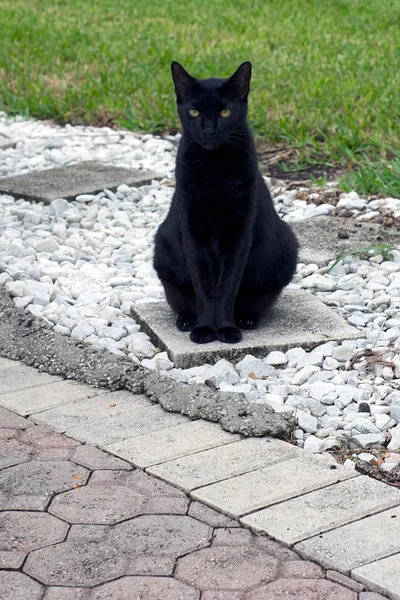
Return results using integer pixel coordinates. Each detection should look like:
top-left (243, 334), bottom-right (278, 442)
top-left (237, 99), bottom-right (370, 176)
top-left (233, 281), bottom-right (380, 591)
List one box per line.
top-left (225, 61), bottom-right (252, 101)
top-left (171, 62), bottom-right (195, 101)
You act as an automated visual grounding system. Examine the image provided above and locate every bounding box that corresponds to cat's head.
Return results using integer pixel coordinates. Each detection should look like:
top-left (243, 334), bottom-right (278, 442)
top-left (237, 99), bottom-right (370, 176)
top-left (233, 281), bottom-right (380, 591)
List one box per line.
top-left (171, 61), bottom-right (251, 150)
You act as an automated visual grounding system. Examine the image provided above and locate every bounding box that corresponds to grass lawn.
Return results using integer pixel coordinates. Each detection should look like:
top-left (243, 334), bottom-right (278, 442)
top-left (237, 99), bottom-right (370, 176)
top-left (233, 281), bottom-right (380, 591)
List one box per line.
top-left (0, 0), bottom-right (399, 195)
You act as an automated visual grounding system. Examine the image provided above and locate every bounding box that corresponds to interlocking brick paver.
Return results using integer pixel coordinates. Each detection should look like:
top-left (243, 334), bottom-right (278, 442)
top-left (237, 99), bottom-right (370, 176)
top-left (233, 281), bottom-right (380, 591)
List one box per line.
top-left (127, 555), bottom-right (176, 576)
top-left (49, 485), bottom-right (148, 524)
top-left (243, 578), bottom-right (358, 599)
top-left (148, 437), bottom-right (300, 492)
top-left (0, 406), bottom-right (31, 428)
top-left (326, 571), bottom-right (365, 593)
top-left (176, 545), bottom-right (279, 591)
top-left (0, 460), bottom-right (89, 510)
top-left (202, 593), bottom-right (244, 600)
top-left (111, 514), bottom-right (212, 558)
top-left (0, 571), bottom-right (44, 600)
top-left (24, 541), bottom-right (128, 586)
top-left (20, 424), bottom-right (81, 459)
top-left (70, 444), bottom-right (132, 470)
top-left (359, 593), bottom-right (390, 600)
top-left (295, 505), bottom-right (400, 573)
top-left (0, 512), bottom-right (68, 557)
top-left (212, 528), bottom-right (298, 561)
top-left (193, 454), bottom-right (356, 517)
top-left (279, 560), bottom-right (325, 579)
top-left (90, 468), bottom-right (188, 498)
top-left (67, 524), bottom-right (110, 542)
top-left (0, 428), bottom-right (31, 468)
top-left (352, 553), bottom-right (400, 600)
top-left (43, 588), bottom-right (90, 600)
top-left (92, 576), bottom-right (200, 600)
top-left (189, 500), bottom-right (240, 527)
top-left (242, 476), bottom-right (400, 545)
top-left (0, 550), bottom-right (26, 569)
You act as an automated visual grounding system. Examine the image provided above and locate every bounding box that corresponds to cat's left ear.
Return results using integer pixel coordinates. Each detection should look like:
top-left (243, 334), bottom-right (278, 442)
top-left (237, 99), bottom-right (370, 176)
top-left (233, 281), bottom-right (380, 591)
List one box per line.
top-left (226, 62), bottom-right (252, 101)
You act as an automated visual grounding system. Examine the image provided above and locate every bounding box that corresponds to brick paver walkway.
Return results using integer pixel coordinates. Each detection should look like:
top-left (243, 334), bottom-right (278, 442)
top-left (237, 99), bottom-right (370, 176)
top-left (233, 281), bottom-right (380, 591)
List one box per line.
top-left (0, 405), bottom-right (373, 600)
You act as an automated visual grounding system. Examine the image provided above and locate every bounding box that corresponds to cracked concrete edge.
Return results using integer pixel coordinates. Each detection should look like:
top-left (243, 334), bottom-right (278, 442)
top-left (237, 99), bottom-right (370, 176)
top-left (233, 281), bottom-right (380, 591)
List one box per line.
top-left (0, 288), bottom-right (293, 438)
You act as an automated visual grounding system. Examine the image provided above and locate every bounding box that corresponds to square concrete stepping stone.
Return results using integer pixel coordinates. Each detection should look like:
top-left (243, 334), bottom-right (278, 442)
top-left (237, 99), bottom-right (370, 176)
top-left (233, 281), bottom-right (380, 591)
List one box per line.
top-left (0, 133), bottom-right (17, 150)
top-left (352, 553), bottom-right (400, 600)
top-left (292, 216), bottom-right (400, 266)
top-left (132, 290), bottom-right (360, 368)
top-left (191, 453), bottom-right (357, 518)
top-left (241, 476), bottom-right (400, 546)
top-left (0, 162), bottom-right (163, 204)
top-left (295, 505), bottom-right (400, 574)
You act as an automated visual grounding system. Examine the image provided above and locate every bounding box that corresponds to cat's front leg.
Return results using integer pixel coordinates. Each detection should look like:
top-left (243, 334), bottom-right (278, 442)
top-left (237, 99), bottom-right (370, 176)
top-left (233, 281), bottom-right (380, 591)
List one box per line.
top-left (184, 246), bottom-right (218, 344)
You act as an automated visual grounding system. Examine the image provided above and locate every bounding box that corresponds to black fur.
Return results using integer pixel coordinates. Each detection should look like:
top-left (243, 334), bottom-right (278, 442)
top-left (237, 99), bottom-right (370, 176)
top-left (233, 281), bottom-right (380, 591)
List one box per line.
top-left (154, 61), bottom-right (299, 344)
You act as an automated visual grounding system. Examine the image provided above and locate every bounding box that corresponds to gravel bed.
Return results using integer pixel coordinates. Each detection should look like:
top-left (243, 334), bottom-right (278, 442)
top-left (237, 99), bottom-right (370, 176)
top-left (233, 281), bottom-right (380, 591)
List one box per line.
top-left (1, 112), bottom-right (399, 473)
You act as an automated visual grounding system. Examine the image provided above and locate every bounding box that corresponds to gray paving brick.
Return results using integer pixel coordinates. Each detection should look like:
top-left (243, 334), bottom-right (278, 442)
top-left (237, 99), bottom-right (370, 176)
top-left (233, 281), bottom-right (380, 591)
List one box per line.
top-left (0, 380), bottom-right (107, 415)
top-left (242, 476), bottom-right (400, 545)
top-left (352, 554), bottom-right (400, 600)
top-left (131, 290), bottom-right (359, 368)
top-left (30, 390), bottom-right (150, 432)
top-left (70, 444), bottom-right (132, 470)
top-left (0, 363), bottom-right (59, 395)
top-left (147, 437), bottom-right (300, 492)
top-left (191, 454), bottom-right (357, 517)
top-left (66, 404), bottom-right (188, 446)
top-left (0, 162), bottom-right (163, 204)
top-left (0, 357), bottom-right (19, 370)
top-left (106, 420), bottom-right (240, 468)
top-left (295, 505), bottom-right (400, 574)
top-left (0, 550), bottom-right (26, 569)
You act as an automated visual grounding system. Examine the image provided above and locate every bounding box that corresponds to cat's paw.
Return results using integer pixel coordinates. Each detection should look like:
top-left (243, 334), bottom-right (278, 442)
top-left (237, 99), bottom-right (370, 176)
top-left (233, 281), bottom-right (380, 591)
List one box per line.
top-left (190, 326), bottom-right (216, 344)
top-left (217, 326), bottom-right (242, 343)
top-left (176, 311), bottom-right (196, 332)
top-left (235, 313), bottom-right (260, 330)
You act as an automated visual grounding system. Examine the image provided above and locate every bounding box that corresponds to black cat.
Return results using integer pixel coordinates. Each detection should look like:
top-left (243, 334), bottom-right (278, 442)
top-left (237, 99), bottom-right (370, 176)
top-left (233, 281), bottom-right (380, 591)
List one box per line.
top-left (154, 61), bottom-right (298, 344)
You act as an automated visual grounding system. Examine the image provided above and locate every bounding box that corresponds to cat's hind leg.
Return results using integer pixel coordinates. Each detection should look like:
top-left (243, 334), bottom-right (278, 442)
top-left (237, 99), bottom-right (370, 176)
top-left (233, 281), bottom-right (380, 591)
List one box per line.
top-left (162, 280), bottom-right (197, 332)
top-left (234, 290), bottom-right (279, 330)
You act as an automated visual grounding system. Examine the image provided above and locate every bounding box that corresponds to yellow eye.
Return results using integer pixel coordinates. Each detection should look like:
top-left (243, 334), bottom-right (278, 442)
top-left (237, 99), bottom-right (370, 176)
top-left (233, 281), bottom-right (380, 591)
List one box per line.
top-left (189, 109), bottom-right (200, 117)
top-left (220, 109), bottom-right (231, 118)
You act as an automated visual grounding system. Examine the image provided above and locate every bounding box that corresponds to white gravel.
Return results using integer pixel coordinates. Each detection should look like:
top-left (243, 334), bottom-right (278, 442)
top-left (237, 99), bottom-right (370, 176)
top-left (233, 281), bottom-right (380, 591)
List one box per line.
top-left (1, 111), bottom-right (400, 469)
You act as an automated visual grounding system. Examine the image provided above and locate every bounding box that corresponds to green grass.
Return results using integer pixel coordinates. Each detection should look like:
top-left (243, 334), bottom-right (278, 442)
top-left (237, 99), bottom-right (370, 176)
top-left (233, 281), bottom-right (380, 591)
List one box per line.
top-left (0, 0), bottom-right (399, 195)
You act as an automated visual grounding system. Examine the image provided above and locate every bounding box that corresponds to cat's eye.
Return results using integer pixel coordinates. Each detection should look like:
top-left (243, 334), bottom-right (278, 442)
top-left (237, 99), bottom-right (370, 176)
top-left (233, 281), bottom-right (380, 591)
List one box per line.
top-left (189, 109), bottom-right (200, 117)
top-left (220, 109), bottom-right (231, 118)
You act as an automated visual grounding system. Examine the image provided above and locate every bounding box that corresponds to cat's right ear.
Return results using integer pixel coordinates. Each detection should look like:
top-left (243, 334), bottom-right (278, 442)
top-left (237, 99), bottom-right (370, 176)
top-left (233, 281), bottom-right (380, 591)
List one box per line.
top-left (171, 62), bottom-right (194, 101)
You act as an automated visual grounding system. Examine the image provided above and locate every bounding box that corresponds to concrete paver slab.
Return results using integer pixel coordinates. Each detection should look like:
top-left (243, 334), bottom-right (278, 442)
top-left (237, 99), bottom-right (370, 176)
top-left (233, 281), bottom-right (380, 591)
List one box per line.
top-left (0, 380), bottom-right (107, 415)
top-left (242, 476), bottom-right (400, 545)
top-left (30, 390), bottom-right (151, 432)
top-left (66, 404), bottom-right (188, 446)
top-left (0, 162), bottom-right (163, 203)
top-left (147, 437), bottom-right (301, 492)
top-left (292, 216), bottom-right (400, 266)
top-left (131, 290), bottom-right (360, 368)
top-left (0, 363), bottom-right (59, 395)
top-left (106, 420), bottom-right (241, 468)
top-left (192, 454), bottom-right (357, 517)
top-left (295, 505), bottom-right (400, 574)
top-left (352, 553), bottom-right (400, 600)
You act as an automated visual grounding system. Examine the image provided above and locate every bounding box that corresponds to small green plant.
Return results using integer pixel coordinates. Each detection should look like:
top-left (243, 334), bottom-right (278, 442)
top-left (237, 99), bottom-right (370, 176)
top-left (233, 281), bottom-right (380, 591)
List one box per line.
top-left (328, 243), bottom-right (394, 273)
top-left (310, 174), bottom-right (328, 188)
